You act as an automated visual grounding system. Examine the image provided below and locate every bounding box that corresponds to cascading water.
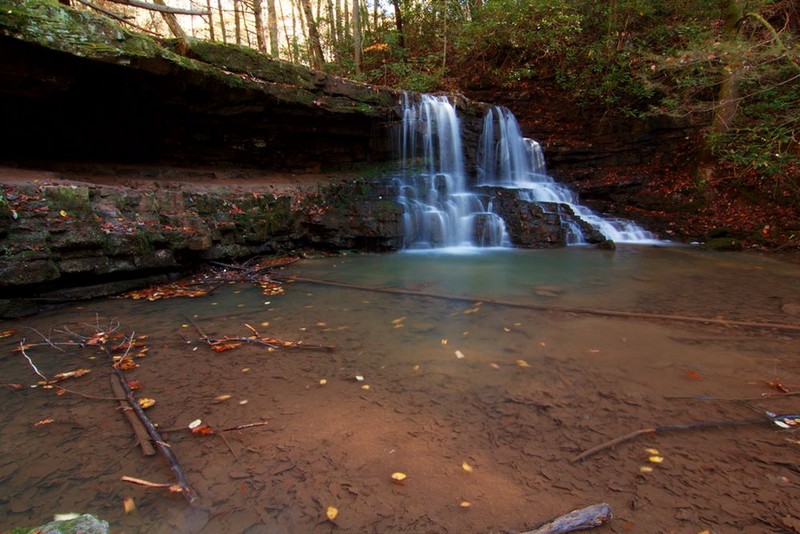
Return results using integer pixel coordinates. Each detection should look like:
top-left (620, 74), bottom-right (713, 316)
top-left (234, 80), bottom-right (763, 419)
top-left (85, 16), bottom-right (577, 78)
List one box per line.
top-left (477, 106), bottom-right (659, 244)
top-left (394, 94), bottom-right (659, 250)
top-left (395, 94), bottom-right (511, 250)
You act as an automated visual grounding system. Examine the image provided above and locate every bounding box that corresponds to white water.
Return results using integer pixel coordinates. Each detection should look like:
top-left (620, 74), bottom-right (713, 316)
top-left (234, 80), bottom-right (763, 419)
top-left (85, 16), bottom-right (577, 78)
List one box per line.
top-left (395, 94), bottom-right (510, 250)
top-left (477, 106), bottom-right (660, 244)
top-left (395, 95), bottom-right (660, 250)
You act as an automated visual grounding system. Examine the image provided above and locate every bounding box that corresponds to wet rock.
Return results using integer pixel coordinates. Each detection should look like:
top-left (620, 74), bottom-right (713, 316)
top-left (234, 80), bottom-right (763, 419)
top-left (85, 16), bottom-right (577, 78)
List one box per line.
top-left (703, 237), bottom-right (743, 251)
top-left (14, 513), bottom-right (109, 534)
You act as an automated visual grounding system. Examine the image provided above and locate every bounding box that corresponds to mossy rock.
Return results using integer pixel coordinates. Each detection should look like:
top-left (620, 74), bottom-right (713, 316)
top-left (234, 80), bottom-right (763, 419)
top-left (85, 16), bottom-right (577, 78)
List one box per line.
top-left (703, 237), bottom-right (743, 251)
top-left (8, 513), bottom-right (109, 534)
top-left (42, 185), bottom-right (92, 215)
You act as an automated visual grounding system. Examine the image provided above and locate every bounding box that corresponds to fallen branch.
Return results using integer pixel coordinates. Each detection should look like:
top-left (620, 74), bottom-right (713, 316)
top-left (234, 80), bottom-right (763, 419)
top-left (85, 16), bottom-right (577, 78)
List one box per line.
top-left (110, 374), bottom-right (156, 456)
top-left (121, 475), bottom-right (182, 493)
top-left (288, 276), bottom-right (800, 333)
top-left (571, 417), bottom-right (770, 463)
top-left (111, 365), bottom-right (198, 504)
top-left (523, 503), bottom-right (612, 534)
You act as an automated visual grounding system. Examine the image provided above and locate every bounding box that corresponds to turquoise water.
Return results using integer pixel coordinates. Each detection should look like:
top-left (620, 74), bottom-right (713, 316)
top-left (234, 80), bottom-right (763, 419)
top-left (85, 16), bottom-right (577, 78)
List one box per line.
top-left (1, 246), bottom-right (798, 533)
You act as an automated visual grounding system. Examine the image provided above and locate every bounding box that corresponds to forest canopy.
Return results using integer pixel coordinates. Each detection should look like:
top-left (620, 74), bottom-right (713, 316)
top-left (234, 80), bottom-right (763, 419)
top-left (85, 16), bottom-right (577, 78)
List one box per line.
top-left (59, 0), bottom-right (800, 188)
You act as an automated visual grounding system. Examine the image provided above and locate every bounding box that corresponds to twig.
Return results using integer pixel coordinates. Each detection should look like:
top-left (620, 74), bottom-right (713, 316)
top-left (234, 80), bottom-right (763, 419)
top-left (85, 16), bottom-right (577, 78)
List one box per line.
top-left (121, 475), bottom-right (182, 492)
top-left (288, 276), bottom-right (800, 333)
top-left (665, 392), bottom-right (800, 401)
top-left (571, 417), bottom-right (770, 463)
top-left (218, 432), bottom-right (240, 462)
top-left (18, 340), bottom-right (50, 383)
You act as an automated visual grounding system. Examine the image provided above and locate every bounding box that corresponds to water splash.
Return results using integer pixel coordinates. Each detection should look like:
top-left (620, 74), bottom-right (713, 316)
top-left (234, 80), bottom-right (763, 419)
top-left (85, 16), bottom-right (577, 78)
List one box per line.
top-left (395, 94), bottom-right (510, 250)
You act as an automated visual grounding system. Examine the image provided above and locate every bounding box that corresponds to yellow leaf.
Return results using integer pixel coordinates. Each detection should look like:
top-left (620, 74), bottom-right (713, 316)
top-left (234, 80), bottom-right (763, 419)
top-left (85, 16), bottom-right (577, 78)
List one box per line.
top-left (123, 496), bottom-right (136, 513)
top-left (460, 501), bottom-right (472, 508)
top-left (516, 359), bottom-right (530, 367)
top-left (0, 328), bottom-right (17, 339)
top-left (412, 364), bottom-right (420, 371)
top-left (391, 472), bottom-right (407, 484)
top-left (639, 466), bottom-right (653, 473)
top-left (392, 317), bottom-right (406, 324)
top-left (215, 394), bottom-right (232, 401)
top-left (648, 455), bottom-right (664, 464)
top-left (361, 384), bottom-right (370, 390)
top-left (319, 378), bottom-right (327, 385)
top-left (59, 209), bottom-right (67, 217)
top-left (645, 448), bottom-right (660, 455)
top-left (441, 338), bottom-right (448, 345)
top-left (138, 398), bottom-right (156, 409)
top-left (326, 506), bottom-right (338, 521)
top-left (455, 350), bottom-right (465, 359)
top-left (461, 461), bottom-right (473, 473)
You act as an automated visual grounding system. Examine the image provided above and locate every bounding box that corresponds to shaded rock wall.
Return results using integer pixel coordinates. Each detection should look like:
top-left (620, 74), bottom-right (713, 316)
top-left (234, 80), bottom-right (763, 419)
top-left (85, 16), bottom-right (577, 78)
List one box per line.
top-left (0, 177), bottom-right (404, 317)
top-left (0, 0), bottom-right (402, 172)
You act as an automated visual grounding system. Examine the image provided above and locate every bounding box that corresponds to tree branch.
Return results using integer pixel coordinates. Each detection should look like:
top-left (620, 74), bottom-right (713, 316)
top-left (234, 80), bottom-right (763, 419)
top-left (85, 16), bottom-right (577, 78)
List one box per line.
top-left (103, 0), bottom-right (210, 16)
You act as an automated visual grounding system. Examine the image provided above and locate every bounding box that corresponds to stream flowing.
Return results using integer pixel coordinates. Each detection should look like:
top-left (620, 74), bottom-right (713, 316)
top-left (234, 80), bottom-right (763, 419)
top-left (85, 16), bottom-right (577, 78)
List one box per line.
top-left (1, 246), bottom-right (799, 532)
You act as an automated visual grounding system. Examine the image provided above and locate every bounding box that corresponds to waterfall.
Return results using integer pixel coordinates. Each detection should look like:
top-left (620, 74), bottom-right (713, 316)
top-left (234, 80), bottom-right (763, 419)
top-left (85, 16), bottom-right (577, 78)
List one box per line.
top-left (394, 95), bottom-right (659, 250)
top-left (477, 106), bottom-right (659, 244)
top-left (395, 94), bottom-right (511, 250)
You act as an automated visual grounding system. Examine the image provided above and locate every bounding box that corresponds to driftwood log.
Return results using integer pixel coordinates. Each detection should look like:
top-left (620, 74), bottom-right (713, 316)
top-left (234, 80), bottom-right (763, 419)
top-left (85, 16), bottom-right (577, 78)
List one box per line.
top-left (523, 503), bottom-right (612, 534)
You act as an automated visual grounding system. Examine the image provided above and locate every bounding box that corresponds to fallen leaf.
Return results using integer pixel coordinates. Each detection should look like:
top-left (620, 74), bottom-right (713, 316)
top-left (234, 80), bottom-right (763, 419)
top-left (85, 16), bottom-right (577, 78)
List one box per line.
top-left (685, 370), bottom-right (703, 380)
top-left (461, 461), bottom-right (473, 473)
top-left (138, 398), bottom-right (156, 409)
top-left (648, 455), bottom-right (664, 464)
top-left (355, 375), bottom-right (364, 382)
top-left (319, 378), bottom-right (327, 385)
top-left (412, 364), bottom-right (420, 371)
top-left (455, 350), bottom-right (465, 359)
top-left (460, 501), bottom-right (472, 508)
top-left (490, 363), bottom-right (500, 369)
top-left (34, 418), bottom-right (55, 427)
top-left (766, 380), bottom-right (790, 393)
top-left (191, 424), bottom-right (215, 436)
top-left (326, 505), bottom-right (339, 521)
top-left (210, 342), bottom-right (242, 352)
top-left (645, 448), bottom-right (660, 455)
top-left (361, 384), bottom-right (370, 390)
top-left (391, 472), bottom-right (407, 484)
top-left (215, 394), bottom-right (232, 401)
top-left (117, 359), bottom-right (137, 371)
top-left (0, 328), bottom-right (17, 339)
top-left (639, 466), bottom-right (654, 473)
top-left (188, 419), bottom-right (202, 429)
top-left (392, 317), bottom-right (406, 325)
top-left (441, 338), bottom-right (448, 345)
top-left (123, 496), bottom-right (136, 513)
top-left (516, 359), bottom-right (530, 368)
top-left (128, 381), bottom-right (142, 390)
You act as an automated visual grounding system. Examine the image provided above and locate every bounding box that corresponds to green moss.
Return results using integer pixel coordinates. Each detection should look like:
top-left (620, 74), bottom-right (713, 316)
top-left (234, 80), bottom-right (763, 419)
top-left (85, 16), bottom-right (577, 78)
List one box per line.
top-left (42, 185), bottom-right (92, 215)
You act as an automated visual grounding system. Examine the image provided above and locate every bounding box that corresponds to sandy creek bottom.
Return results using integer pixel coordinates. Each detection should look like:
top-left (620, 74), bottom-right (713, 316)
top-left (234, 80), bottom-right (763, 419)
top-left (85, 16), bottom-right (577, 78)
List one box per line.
top-left (1, 245), bottom-right (799, 533)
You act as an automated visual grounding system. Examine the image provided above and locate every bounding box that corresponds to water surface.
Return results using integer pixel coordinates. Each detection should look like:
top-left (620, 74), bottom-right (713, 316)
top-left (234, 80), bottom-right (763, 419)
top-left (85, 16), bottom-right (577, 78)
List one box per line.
top-left (1, 246), bottom-right (798, 532)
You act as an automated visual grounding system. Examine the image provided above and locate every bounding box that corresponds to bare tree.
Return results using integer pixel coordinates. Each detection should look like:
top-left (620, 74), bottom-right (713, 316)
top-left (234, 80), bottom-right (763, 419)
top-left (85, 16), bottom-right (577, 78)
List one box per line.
top-left (301, 0), bottom-right (326, 68)
top-left (250, 0), bottom-right (267, 51)
top-left (205, 0), bottom-right (215, 40)
top-left (352, 0), bottom-right (361, 72)
top-left (265, 0), bottom-right (279, 56)
top-left (217, 0), bottom-right (227, 42)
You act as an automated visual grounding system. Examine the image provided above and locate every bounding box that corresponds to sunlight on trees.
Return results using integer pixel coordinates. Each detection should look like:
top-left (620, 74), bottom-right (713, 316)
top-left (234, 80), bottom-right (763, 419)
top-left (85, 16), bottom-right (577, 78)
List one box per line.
top-left (71, 0), bottom-right (797, 184)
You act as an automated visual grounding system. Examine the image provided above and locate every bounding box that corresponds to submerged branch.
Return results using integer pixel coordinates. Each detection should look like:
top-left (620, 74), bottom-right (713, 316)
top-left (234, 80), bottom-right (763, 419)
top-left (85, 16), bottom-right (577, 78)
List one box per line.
top-left (288, 276), bottom-right (800, 333)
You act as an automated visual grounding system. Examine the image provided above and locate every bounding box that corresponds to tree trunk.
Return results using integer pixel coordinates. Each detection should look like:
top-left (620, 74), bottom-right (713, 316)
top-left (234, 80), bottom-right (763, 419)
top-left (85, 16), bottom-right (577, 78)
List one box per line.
top-left (352, 0), bottom-right (361, 73)
top-left (697, 0), bottom-right (743, 181)
top-left (301, 0), bottom-right (326, 69)
top-left (391, 0), bottom-right (404, 50)
top-left (217, 0), bottom-right (227, 43)
top-left (234, 0), bottom-right (242, 44)
top-left (152, 0), bottom-right (189, 52)
top-left (206, 0), bottom-right (215, 40)
top-left (265, 0), bottom-right (279, 56)
top-left (252, 0), bottom-right (267, 51)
